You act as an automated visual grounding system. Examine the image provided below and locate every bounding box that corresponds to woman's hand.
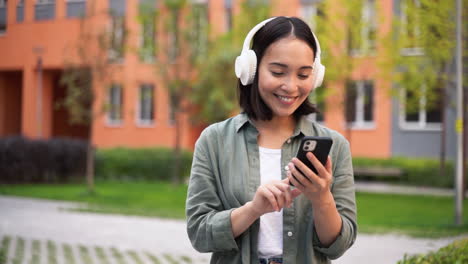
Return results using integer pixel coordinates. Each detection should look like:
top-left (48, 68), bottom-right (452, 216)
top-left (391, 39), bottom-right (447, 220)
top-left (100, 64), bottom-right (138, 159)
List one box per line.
top-left (248, 178), bottom-right (302, 217)
top-left (287, 153), bottom-right (333, 203)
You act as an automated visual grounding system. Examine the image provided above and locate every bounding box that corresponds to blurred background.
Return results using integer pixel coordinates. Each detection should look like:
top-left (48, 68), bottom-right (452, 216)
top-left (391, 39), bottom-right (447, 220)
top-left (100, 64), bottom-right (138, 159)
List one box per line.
top-left (0, 0), bottom-right (467, 263)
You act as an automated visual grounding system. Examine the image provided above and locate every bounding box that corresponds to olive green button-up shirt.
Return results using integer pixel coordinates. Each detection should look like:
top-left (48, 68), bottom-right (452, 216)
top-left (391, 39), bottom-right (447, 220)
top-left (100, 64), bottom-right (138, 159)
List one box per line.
top-left (186, 113), bottom-right (357, 264)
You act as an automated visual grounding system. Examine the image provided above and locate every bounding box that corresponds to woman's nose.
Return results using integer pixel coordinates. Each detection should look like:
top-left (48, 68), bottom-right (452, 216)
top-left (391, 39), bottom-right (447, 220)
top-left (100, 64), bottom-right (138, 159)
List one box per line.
top-left (280, 76), bottom-right (298, 92)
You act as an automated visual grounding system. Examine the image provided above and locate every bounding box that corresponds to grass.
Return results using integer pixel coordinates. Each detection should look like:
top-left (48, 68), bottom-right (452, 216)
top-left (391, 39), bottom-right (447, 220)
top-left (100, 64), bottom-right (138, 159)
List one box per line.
top-left (0, 181), bottom-right (188, 219)
top-left (1, 181), bottom-right (468, 237)
top-left (357, 192), bottom-right (468, 237)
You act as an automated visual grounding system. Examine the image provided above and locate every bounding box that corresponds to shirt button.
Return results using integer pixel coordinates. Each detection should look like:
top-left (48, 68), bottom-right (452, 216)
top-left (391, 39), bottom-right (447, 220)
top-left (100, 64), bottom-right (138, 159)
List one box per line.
top-left (287, 231), bottom-right (293, 237)
top-left (287, 139), bottom-right (291, 144)
top-left (284, 165), bottom-right (289, 171)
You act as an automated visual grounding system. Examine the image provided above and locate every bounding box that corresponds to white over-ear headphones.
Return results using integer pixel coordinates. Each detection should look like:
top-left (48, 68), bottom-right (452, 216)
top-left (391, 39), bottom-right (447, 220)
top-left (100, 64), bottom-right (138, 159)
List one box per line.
top-left (234, 17), bottom-right (325, 88)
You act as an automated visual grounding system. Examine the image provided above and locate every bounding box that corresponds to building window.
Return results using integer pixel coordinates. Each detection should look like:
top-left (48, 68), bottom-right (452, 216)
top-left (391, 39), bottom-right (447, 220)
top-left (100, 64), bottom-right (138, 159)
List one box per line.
top-left (168, 17), bottom-right (178, 62)
top-left (190, 2), bottom-right (208, 60)
top-left (345, 80), bottom-right (374, 128)
top-left (108, 15), bottom-right (125, 62)
top-left (137, 84), bottom-right (155, 126)
top-left (299, 1), bottom-right (325, 31)
top-left (399, 86), bottom-right (442, 130)
top-left (309, 86), bottom-right (326, 123)
top-left (35, 0), bottom-right (56, 21)
top-left (225, 7), bottom-right (232, 31)
top-left (349, 0), bottom-right (377, 56)
top-left (17, 0), bottom-right (24, 22)
top-left (224, 0), bottom-right (232, 31)
top-left (138, 2), bottom-right (156, 63)
top-left (107, 84), bottom-right (123, 125)
top-left (66, 0), bottom-right (86, 18)
top-left (0, 0), bottom-right (6, 34)
top-left (400, 0), bottom-right (423, 56)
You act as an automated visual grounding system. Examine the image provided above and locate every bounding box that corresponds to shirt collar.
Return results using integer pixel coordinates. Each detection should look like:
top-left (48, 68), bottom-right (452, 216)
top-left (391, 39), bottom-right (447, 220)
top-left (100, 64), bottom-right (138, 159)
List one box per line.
top-left (234, 113), bottom-right (315, 136)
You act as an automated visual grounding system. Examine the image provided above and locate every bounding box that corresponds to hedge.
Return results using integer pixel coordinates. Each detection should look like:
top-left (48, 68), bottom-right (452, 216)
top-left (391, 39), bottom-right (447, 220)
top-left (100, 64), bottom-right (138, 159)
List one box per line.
top-left (398, 238), bottom-right (468, 264)
top-left (95, 147), bottom-right (193, 181)
top-left (0, 136), bottom-right (87, 183)
top-left (353, 157), bottom-right (456, 188)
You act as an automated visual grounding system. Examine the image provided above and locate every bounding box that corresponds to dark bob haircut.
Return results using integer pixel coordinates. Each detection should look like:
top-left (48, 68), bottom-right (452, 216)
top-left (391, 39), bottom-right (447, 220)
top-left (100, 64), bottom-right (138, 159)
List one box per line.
top-left (238, 16), bottom-right (319, 121)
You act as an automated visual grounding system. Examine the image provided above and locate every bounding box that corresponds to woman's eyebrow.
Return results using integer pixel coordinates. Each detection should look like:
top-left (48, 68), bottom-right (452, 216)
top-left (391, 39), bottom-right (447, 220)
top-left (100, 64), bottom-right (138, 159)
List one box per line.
top-left (268, 62), bottom-right (313, 70)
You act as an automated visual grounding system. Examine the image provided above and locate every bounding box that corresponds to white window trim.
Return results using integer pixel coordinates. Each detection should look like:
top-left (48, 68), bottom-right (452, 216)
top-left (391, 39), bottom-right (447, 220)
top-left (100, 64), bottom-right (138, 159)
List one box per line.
top-left (106, 85), bottom-right (123, 127)
top-left (350, 0), bottom-right (377, 57)
top-left (398, 87), bottom-right (441, 131)
top-left (347, 81), bottom-right (376, 130)
top-left (399, 0), bottom-right (424, 56)
top-left (135, 84), bottom-right (155, 127)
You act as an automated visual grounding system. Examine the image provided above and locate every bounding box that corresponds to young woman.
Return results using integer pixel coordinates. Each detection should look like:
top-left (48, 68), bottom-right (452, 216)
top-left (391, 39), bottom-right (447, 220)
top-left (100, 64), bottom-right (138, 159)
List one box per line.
top-left (186, 16), bottom-right (356, 264)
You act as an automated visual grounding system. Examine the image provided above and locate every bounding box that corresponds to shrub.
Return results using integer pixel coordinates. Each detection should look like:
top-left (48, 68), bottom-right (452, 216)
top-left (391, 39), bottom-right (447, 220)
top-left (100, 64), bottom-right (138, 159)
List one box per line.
top-left (0, 136), bottom-right (87, 183)
top-left (398, 238), bottom-right (468, 264)
top-left (95, 147), bottom-right (193, 182)
top-left (353, 157), bottom-right (456, 188)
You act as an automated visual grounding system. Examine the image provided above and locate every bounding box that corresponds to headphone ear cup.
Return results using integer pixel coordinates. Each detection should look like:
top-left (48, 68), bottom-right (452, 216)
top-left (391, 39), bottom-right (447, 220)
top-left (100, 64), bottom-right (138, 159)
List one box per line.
top-left (313, 64), bottom-right (325, 88)
top-left (235, 50), bottom-right (257, 85)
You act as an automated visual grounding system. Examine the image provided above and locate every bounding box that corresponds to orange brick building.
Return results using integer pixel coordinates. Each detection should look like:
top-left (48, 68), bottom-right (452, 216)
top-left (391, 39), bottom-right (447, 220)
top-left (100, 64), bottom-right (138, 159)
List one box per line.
top-left (0, 0), bottom-right (460, 159)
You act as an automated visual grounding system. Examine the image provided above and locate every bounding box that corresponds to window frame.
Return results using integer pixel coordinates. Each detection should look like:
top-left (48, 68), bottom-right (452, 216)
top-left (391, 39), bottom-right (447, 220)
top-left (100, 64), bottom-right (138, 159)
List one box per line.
top-left (398, 86), bottom-right (442, 131)
top-left (108, 15), bottom-right (126, 63)
top-left (106, 84), bottom-right (124, 126)
top-left (399, 0), bottom-right (424, 56)
top-left (136, 83), bottom-right (155, 127)
top-left (349, 0), bottom-right (378, 57)
top-left (345, 80), bottom-right (376, 130)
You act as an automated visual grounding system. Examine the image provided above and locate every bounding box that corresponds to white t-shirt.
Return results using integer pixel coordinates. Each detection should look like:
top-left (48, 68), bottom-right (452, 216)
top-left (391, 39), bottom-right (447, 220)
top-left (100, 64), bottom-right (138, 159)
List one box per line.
top-left (258, 146), bottom-right (283, 258)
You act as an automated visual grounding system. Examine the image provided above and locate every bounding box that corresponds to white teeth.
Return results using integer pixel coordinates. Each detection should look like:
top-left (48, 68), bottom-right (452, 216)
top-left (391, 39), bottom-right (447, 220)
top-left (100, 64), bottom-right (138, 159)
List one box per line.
top-left (277, 95), bottom-right (294, 102)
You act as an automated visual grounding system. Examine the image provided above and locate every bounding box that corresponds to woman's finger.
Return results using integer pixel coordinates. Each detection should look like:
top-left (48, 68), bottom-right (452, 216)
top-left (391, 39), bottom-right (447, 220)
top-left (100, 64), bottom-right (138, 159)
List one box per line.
top-left (289, 159), bottom-right (321, 185)
top-left (306, 152), bottom-right (328, 178)
top-left (266, 184), bottom-right (285, 210)
top-left (259, 186), bottom-right (279, 212)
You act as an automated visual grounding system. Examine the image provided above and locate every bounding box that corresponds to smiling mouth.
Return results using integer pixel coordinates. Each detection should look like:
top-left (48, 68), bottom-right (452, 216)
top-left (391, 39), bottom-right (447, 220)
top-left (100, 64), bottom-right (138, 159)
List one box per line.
top-left (275, 94), bottom-right (297, 103)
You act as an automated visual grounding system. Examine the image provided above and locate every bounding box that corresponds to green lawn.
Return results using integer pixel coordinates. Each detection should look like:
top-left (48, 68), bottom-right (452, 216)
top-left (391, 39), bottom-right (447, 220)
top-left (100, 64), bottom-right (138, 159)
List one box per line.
top-left (1, 181), bottom-right (468, 237)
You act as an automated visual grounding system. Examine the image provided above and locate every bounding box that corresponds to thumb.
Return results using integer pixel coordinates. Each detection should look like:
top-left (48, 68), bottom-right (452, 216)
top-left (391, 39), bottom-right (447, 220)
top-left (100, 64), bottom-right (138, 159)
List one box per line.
top-left (282, 177), bottom-right (290, 184)
top-left (291, 188), bottom-right (302, 198)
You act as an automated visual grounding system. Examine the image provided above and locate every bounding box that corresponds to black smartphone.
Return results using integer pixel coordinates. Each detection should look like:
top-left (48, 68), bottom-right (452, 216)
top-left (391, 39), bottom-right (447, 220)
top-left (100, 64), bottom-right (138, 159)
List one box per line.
top-left (290, 136), bottom-right (333, 185)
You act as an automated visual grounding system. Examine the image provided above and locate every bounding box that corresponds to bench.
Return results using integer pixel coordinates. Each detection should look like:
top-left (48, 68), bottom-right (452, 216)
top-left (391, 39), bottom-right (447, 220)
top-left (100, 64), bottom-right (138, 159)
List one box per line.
top-left (353, 167), bottom-right (404, 179)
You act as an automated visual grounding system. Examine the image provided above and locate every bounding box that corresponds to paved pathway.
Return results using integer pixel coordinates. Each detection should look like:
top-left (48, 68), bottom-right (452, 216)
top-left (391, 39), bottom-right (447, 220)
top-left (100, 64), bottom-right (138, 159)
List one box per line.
top-left (0, 195), bottom-right (465, 264)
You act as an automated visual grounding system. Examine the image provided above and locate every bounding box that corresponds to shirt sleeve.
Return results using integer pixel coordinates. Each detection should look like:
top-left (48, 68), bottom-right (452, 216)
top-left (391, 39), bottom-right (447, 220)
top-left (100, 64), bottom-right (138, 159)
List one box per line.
top-left (313, 136), bottom-right (357, 259)
top-left (185, 127), bottom-right (239, 253)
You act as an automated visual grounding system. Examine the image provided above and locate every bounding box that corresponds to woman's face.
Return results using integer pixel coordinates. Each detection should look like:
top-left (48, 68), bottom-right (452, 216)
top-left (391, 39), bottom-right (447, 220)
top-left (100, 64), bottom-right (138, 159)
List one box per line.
top-left (257, 36), bottom-right (315, 119)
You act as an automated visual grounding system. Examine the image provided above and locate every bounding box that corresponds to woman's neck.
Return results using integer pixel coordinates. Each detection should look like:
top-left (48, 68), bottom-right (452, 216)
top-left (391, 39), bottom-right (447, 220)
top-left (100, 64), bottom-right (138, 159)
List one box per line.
top-left (254, 116), bottom-right (296, 149)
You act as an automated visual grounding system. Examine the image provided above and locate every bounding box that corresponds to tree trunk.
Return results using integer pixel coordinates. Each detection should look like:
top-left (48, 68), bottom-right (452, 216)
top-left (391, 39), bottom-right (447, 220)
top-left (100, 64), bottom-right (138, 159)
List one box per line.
top-left (86, 125), bottom-right (95, 193)
top-left (172, 110), bottom-right (182, 185)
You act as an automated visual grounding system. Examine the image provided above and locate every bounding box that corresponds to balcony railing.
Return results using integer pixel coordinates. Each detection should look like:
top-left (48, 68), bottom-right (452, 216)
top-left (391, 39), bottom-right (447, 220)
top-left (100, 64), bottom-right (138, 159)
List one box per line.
top-left (35, 3), bottom-right (55, 21)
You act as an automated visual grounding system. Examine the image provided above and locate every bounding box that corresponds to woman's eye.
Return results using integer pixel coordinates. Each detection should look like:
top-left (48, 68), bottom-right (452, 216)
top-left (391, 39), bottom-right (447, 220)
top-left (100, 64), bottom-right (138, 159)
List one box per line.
top-left (271, 71), bottom-right (284, 76)
top-left (298, 74), bottom-right (309, 79)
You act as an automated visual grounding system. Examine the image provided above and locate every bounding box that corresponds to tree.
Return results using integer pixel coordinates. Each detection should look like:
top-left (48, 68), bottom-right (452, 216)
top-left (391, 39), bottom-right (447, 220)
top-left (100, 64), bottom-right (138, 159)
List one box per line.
top-left (59, 0), bottom-right (117, 193)
top-left (191, 1), bottom-right (270, 124)
top-left (385, 0), bottom-right (456, 177)
top-left (138, 0), bottom-right (206, 184)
